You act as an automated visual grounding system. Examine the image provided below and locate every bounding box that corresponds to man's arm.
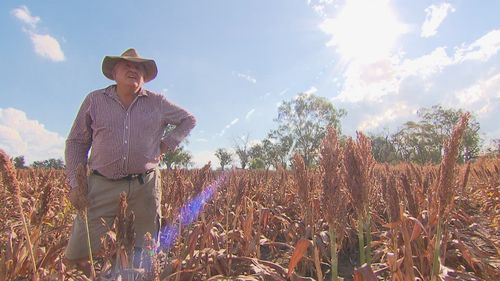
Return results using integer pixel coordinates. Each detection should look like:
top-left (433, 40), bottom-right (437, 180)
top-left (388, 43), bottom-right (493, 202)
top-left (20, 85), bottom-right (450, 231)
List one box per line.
top-left (160, 97), bottom-right (196, 153)
top-left (65, 94), bottom-right (93, 189)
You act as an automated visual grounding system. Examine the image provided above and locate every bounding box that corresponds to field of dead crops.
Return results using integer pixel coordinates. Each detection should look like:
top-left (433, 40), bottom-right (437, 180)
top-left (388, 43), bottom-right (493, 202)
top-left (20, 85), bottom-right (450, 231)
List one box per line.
top-left (0, 121), bottom-right (499, 280)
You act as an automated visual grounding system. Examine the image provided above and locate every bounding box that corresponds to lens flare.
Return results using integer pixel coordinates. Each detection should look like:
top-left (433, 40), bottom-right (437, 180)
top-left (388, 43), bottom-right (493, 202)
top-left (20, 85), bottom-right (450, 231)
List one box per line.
top-left (158, 173), bottom-right (226, 251)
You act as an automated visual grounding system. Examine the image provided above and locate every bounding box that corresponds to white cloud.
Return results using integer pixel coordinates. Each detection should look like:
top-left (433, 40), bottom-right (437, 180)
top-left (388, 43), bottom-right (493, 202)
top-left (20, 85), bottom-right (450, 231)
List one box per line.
top-left (455, 30), bottom-right (500, 62)
top-left (421, 3), bottom-right (455, 38)
top-left (258, 92), bottom-right (272, 100)
top-left (30, 33), bottom-right (65, 62)
top-left (229, 118), bottom-right (239, 126)
top-left (307, 0), bottom-right (335, 17)
top-left (357, 102), bottom-right (411, 131)
top-left (304, 86), bottom-right (318, 95)
top-left (334, 57), bottom-right (401, 102)
top-left (11, 5), bottom-right (65, 62)
top-left (236, 73), bottom-right (257, 84)
top-left (245, 109), bottom-right (256, 120)
top-left (278, 88), bottom-right (289, 96)
top-left (218, 118), bottom-right (240, 137)
top-left (401, 47), bottom-right (453, 78)
top-left (0, 108), bottom-right (65, 164)
top-left (331, 29), bottom-right (500, 140)
top-left (453, 73), bottom-right (500, 114)
top-left (195, 138), bottom-right (208, 143)
top-left (11, 5), bottom-right (40, 28)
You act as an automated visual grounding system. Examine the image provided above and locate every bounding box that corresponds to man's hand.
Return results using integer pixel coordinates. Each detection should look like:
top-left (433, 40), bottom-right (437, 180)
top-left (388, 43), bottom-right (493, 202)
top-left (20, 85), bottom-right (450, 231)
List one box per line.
top-left (69, 187), bottom-right (89, 211)
top-left (69, 163), bottom-right (90, 211)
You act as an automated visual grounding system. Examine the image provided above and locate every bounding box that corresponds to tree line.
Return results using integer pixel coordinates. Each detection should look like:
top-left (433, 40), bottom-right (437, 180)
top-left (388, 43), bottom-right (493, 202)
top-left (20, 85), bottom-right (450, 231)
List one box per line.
top-left (211, 93), bottom-right (498, 170)
top-left (11, 156), bottom-right (64, 169)
top-left (11, 93), bottom-right (499, 170)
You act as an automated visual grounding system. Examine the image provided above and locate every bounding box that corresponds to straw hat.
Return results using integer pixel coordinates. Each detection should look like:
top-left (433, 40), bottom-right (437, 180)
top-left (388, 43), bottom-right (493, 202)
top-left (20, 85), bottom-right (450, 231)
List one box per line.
top-left (102, 48), bottom-right (158, 82)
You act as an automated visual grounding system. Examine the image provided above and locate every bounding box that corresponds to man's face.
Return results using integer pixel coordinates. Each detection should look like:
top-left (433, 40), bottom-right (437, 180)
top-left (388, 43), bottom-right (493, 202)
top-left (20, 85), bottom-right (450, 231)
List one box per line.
top-left (113, 60), bottom-right (146, 89)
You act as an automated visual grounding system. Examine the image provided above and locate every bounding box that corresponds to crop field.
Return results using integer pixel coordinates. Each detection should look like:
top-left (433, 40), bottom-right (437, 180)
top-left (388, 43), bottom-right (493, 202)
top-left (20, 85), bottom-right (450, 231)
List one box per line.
top-left (0, 121), bottom-right (499, 280)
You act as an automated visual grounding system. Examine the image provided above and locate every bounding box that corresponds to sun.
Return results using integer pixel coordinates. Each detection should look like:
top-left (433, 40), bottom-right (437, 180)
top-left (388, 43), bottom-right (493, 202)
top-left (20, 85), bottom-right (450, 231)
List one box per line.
top-left (320, 0), bottom-right (408, 63)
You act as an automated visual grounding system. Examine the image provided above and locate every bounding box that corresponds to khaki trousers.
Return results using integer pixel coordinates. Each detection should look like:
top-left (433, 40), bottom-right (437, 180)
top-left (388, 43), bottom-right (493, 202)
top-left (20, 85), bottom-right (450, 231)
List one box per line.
top-left (65, 168), bottom-right (161, 260)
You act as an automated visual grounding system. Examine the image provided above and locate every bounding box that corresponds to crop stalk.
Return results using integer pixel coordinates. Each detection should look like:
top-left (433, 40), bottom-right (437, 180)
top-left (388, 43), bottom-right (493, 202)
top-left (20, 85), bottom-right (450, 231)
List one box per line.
top-left (329, 224), bottom-right (338, 281)
top-left (431, 218), bottom-right (443, 281)
top-left (357, 218), bottom-right (365, 265)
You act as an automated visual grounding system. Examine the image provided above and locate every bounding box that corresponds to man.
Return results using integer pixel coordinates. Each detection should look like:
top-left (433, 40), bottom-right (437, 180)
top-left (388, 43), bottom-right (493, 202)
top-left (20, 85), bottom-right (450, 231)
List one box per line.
top-left (64, 48), bottom-right (196, 270)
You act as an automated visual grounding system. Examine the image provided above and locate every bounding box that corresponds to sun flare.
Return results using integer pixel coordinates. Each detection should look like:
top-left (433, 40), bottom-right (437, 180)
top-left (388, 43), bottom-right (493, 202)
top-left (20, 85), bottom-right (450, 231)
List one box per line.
top-left (320, 0), bottom-right (408, 62)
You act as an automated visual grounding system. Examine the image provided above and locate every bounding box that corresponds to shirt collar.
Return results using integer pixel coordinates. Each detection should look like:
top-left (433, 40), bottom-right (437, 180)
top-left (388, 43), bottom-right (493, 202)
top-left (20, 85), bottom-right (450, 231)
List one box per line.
top-left (104, 85), bottom-right (148, 98)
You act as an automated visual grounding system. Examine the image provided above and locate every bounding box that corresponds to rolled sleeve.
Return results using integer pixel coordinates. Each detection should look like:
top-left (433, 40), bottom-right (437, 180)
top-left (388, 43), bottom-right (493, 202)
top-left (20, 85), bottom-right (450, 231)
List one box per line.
top-left (65, 94), bottom-right (93, 189)
top-left (159, 97), bottom-right (196, 153)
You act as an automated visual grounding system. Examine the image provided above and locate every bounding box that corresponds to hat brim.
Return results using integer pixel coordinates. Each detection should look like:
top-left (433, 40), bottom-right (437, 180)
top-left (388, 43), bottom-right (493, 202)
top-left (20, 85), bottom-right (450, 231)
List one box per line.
top-left (102, 56), bottom-right (158, 82)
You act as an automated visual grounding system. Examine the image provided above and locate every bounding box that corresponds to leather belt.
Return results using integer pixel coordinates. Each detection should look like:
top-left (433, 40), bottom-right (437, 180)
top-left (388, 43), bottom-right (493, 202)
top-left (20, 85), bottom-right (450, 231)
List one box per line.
top-left (92, 169), bottom-right (155, 184)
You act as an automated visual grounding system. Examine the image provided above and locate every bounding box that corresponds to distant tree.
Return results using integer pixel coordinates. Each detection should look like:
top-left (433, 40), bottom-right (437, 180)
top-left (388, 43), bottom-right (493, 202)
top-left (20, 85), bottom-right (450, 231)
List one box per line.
top-left (12, 155), bottom-right (27, 169)
top-left (492, 139), bottom-right (500, 156)
top-left (392, 121), bottom-right (440, 164)
top-left (369, 134), bottom-right (400, 163)
top-left (263, 134), bottom-right (295, 169)
top-left (248, 141), bottom-right (271, 170)
top-left (483, 138), bottom-right (500, 156)
top-left (270, 93), bottom-right (346, 167)
top-left (161, 146), bottom-right (193, 169)
top-left (215, 148), bottom-right (233, 170)
top-left (249, 158), bottom-right (265, 169)
top-left (31, 158), bottom-right (65, 169)
top-left (233, 133), bottom-right (251, 169)
top-left (419, 105), bottom-right (481, 161)
top-left (392, 105), bottom-right (481, 164)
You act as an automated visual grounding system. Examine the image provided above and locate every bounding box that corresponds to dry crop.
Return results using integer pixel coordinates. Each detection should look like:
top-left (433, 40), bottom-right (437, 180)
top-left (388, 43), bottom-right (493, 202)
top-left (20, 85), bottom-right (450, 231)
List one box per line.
top-left (0, 116), bottom-right (498, 280)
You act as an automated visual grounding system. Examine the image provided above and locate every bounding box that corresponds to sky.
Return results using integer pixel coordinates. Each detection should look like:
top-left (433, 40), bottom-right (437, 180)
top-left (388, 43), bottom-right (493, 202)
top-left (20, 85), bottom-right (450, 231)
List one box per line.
top-left (0, 0), bottom-right (499, 167)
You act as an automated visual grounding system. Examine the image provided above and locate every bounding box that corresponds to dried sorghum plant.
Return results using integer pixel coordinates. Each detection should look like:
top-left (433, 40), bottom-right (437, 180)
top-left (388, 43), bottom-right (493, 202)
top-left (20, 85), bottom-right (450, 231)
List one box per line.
top-left (431, 113), bottom-right (470, 281)
top-left (320, 127), bottom-right (347, 281)
top-left (0, 149), bottom-right (37, 279)
top-left (343, 132), bottom-right (375, 265)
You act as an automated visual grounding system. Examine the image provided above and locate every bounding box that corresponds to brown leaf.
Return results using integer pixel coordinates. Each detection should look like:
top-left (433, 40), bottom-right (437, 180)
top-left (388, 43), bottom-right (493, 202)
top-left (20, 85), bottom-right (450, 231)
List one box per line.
top-left (243, 200), bottom-right (254, 242)
top-left (408, 216), bottom-right (426, 241)
top-left (354, 264), bottom-right (377, 281)
top-left (287, 238), bottom-right (312, 277)
top-left (186, 224), bottom-right (203, 258)
top-left (260, 208), bottom-right (270, 228)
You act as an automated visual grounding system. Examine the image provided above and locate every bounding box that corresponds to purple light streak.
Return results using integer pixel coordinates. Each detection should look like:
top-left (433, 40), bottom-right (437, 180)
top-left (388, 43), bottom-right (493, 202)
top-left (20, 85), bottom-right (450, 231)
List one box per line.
top-left (158, 173), bottom-right (226, 251)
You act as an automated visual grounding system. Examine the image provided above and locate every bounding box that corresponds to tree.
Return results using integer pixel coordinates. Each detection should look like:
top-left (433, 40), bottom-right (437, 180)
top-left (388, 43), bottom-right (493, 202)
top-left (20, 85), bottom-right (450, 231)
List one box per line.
top-left (249, 158), bottom-right (265, 169)
top-left (369, 134), bottom-right (399, 164)
top-left (392, 121), bottom-right (441, 164)
top-left (233, 133), bottom-right (251, 169)
top-left (270, 93), bottom-right (346, 167)
top-left (391, 105), bottom-right (481, 164)
top-left (215, 148), bottom-right (233, 170)
top-left (418, 105), bottom-right (480, 162)
top-left (262, 136), bottom-right (294, 169)
top-left (483, 138), bottom-right (500, 156)
top-left (161, 146), bottom-right (193, 169)
top-left (31, 158), bottom-right (65, 169)
top-left (248, 140), bottom-right (271, 170)
top-left (12, 155), bottom-right (27, 169)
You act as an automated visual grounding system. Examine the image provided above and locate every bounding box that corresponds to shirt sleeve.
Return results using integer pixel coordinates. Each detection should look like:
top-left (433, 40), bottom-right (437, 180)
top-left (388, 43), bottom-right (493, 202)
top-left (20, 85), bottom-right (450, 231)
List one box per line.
top-left (65, 94), bottom-right (93, 189)
top-left (159, 96), bottom-right (196, 153)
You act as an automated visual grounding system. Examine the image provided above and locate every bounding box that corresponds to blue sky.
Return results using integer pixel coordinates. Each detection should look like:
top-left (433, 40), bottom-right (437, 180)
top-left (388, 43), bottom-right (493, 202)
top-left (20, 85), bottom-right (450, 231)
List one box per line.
top-left (1, 0), bottom-right (499, 167)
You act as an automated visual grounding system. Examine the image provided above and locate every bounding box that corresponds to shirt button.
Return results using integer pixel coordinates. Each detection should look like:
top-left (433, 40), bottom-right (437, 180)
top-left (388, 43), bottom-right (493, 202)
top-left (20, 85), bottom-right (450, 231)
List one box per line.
top-left (125, 141), bottom-right (128, 144)
top-left (123, 157), bottom-right (126, 160)
top-left (126, 126), bottom-right (129, 129)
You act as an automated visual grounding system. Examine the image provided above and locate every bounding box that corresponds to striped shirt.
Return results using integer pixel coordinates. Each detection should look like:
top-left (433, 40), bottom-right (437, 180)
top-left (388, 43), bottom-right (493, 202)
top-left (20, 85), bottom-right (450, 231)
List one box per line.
top-left (65, 85), bottom-right (196, 188)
